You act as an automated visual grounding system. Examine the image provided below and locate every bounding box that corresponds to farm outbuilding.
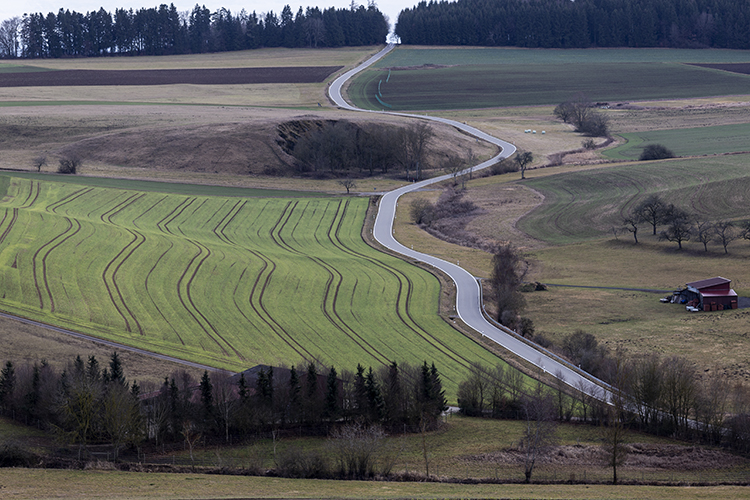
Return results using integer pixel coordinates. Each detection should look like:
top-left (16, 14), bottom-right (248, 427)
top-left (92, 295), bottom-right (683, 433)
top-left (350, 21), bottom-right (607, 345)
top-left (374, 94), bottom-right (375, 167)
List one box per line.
top-left (680, 277), bottom-right (738, 311)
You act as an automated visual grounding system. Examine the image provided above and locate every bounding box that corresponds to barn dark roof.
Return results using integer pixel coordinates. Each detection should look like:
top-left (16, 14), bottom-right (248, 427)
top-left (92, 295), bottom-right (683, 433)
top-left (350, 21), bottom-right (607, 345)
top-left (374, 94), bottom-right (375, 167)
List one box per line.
top-left (686, 277), bottom-right (731, 290)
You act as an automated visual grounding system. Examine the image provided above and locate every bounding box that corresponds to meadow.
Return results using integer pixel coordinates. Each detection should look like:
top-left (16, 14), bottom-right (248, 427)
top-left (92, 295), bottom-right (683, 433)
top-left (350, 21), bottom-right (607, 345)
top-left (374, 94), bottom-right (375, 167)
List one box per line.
top-left (516, 155), bottom-right (750, 245)
top-left (0, 175), bottom-right (512, 396)
top-left (347, 47), bottom-right (750, 110)
top-left (604, 122), bottom-right (750, 160)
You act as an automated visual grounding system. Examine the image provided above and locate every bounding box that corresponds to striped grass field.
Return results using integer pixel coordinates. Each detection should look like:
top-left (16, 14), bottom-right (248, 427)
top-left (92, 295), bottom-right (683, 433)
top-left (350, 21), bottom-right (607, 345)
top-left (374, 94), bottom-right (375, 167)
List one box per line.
top-left (0, 176), bottom-right (512, 395)
top-left (348, 47), bottom-right (750, 110)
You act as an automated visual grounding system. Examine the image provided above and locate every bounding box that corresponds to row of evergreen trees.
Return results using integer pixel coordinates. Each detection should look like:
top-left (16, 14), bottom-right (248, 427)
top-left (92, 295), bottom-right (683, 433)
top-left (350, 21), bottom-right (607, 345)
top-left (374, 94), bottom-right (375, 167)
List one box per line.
top-left (395, 0), bottom-right (750, 49)
top-left (6, 2), bottom-right (388, 58)
top-left (0, 352), bottom-right (447, 458)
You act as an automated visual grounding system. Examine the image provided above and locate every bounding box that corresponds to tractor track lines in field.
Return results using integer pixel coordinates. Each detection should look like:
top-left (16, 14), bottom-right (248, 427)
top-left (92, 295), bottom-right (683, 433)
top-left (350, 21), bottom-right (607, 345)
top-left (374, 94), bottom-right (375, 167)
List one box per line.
top-left (144, 239), bottom-right (184, 345)
top-left (184, 238), bottom-right (245, 360)
top-left (157, 197), bottom-right (196, 236)
top-left (0, 208), bottom-right (18, 246)
top-left (100, 194), bottom-right (149, 335)
top-left (46, 187), bottom-right (93, 214)
top-left (330, 200), bottom-right (475, 375)
top-left (316, 200), bottom-right (391, 365)
top-left (212, 199), bottom-right (317, 362)
top-left (24, 181), bottom-right (41, 209)
top-left (247, 247), bottom-right (315, 362)
top-left (132, 195), bottom-right (169, 230)
top-left (32, 216), bottom-right (75, 311)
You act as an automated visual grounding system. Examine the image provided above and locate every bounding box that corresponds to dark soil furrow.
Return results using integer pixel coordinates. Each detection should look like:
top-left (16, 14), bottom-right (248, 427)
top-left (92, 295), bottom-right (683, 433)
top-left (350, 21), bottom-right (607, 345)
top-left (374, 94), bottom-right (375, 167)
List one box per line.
top-left (100, 193), bottom-right (142, 224)
top-left (101, 228), bottom-right (138, 333)
top-left (319, 200), bottom-right (391, 364)
top-left (144, 239), bottom-right (184, 344)
top-left (0, 66), bottom-right (343, 87)
top-left (161, 198), bottom-right (196, 236)
top-left (45, 187), bottom-right (91, 213)
top-left (132, 195), bottom-right (169, 230)
top-left (24, 181), bottom-right (41, 209)
top-left (332, 200), bottom-right (474, 375)
top-left (30, 214), bottom-right (75, 310)
top-left (212, 200), bottom-right (245, 246)
top-left (111, 228), bottom-right (146, 335)
top-left (19, 179), bottom-right (35, 207)
top-left (0, 208), bottom-right (18, 246)
top-left (39, 217), bottom-right (75, 313)
top-left (184, 238), bottom-right (244, 360)
top-left (269, 201), bottom-right (301, 255)
top-left (175, 240), bottom-right (231, 357)
top-left (155, 197), bottom-right (192, 235)
top-left (247, 248), bottom-right (313, 362)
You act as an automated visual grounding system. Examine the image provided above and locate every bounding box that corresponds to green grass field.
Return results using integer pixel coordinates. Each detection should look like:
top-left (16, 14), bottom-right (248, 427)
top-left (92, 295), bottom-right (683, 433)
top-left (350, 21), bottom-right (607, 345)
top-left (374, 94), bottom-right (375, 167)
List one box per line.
top-left (348, 47), bottom-right (750, 110)
top-left (0, 175), bottom-right (513, 396)
top-left (516, 155), bottom-right (750, 245)
top-left (605, 123), bottom-right (750, 160)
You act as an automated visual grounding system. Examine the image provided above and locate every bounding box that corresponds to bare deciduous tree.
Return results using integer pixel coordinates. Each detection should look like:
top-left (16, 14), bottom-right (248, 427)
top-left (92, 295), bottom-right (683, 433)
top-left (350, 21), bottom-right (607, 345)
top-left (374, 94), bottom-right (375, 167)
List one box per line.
top-left (634, 194), bottom-right (667, 235)
top-left (601, 354), bottom-right (631, 485)
top-left (695, 220), bottom-right (713, 252)
top-left (713, 220), bottom-right (737, 254)
top-left (337, 178), bottom-right (356, 194)
top-left (0, 17), bottom-right (22, 58)
top-left (489, 243), bottom-right (527, 329)
top-left (514, 150), bottom-right (533, 179)
top-left (32, 155), bottom-right (48, 172)
top-left (58, 154), bottom-right (82, 174)
top-left (659, 207), bottom-right (692, 250)
top-left (622, 213), bottom-right (641, 244)
top-left (520, 383), bottom-right (557, 483)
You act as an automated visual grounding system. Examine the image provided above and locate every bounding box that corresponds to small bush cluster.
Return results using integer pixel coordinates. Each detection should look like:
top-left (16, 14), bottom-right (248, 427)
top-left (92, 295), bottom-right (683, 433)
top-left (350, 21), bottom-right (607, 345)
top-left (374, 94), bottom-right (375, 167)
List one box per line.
top-left (639, 144), bottom-right (675, 161)
top-left (553, 95), bottom-right (610, 137)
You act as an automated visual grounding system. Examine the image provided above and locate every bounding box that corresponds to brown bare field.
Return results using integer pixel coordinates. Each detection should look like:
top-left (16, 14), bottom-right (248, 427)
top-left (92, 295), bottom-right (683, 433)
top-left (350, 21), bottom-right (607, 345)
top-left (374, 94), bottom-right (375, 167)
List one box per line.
top-left (0, 66), bottom-right (342, 87)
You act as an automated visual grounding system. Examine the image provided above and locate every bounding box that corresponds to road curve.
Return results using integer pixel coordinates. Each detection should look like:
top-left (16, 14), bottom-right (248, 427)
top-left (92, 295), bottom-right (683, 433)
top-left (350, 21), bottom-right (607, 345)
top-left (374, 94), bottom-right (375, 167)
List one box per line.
top-left (329, 45), bottom-right (606, 398)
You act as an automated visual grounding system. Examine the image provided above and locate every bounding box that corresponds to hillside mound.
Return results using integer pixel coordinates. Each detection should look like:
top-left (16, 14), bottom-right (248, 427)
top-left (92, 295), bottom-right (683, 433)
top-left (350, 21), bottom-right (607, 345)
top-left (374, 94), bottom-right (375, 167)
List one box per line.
top-left (61, 120), bottom-right (292, 175)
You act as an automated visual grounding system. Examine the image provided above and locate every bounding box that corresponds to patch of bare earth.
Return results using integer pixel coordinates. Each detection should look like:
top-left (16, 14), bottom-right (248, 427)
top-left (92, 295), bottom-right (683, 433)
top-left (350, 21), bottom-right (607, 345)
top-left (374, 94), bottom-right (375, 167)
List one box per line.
top-left (461, 443), bottom-right (747, 471)
top-left (0, 66), bottom-right (342, 87)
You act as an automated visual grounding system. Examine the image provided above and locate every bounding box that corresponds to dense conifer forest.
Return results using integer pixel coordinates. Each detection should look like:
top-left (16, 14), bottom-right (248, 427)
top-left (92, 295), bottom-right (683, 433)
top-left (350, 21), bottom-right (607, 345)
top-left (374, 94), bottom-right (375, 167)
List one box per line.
top-left (0, 3), bottom-right (389, 58)
top-left (395, 0), bottom-right (750, 49)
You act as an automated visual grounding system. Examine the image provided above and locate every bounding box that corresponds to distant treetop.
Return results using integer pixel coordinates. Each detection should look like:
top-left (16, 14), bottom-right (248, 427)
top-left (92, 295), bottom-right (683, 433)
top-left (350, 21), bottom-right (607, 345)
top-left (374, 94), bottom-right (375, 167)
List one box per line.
top-left (395, 0), bottom-right (750, 49)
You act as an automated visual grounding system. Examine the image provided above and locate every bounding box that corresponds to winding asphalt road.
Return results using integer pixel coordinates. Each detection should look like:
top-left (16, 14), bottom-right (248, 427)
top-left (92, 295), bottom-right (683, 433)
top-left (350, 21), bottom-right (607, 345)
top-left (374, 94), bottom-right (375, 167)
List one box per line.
top-left (329, 45), bottom-right (607, 398)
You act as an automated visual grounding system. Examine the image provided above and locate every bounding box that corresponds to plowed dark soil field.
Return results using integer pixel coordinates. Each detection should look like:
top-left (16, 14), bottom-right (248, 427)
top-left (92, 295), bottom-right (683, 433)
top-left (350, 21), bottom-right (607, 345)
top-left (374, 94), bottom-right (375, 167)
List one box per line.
top-left (690, 62), bottom-right (750, 74)
top-left (0, 66), bottom-right (342, 87)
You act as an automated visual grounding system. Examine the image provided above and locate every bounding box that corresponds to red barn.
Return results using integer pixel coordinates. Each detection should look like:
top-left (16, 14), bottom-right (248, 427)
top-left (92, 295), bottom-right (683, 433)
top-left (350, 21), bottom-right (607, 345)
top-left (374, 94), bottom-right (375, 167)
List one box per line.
top-left (685, 277), bottom-right (738, 311)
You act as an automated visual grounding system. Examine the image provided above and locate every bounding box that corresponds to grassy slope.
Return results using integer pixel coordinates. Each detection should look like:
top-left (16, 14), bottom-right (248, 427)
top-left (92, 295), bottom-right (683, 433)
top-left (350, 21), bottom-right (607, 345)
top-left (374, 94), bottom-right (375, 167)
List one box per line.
top-left (4, 470), bottom-right (750, 500)
top-left (0, 176), bottom-right (515, 398)
top-left (604, 122), bottom-right (750, 159)
top-left (517, 155), bottom-right (750, 245)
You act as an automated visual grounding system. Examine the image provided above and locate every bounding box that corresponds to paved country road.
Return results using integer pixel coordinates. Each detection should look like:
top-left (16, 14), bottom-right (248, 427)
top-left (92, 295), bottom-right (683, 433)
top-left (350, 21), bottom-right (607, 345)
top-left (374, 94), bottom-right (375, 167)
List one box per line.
top-left (329, 45), bottom-right (609, 399)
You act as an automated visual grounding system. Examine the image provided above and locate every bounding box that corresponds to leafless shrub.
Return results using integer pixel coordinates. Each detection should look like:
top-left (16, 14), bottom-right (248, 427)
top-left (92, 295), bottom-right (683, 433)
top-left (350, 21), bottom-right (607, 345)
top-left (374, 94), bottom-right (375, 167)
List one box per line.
top-left (58, 154), bottom-right (82, 174)
top-left (328, 423), bottom-right (386, 479)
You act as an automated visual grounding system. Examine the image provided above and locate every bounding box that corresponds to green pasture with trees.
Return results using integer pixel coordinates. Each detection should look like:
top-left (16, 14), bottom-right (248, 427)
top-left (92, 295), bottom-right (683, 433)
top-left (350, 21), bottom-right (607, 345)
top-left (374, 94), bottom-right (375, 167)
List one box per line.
top-left (516, 155), bottom-right (750, 245)
top-left (348, 47), bottom-right (750, 111)
top-left (0, 175), bottom-right (514, 397)
top-left (605, 122), bottom-right (750, 160)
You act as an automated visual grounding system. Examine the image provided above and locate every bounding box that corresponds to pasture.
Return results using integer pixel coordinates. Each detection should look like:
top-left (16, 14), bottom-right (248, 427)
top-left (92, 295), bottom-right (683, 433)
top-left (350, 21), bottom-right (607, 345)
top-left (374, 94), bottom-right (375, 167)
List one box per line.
top-left (347, 47), bottom-right (750, 110)
top-left (604, 122), bottom-right (750, 160)
top-left (516, 155), bottom-right (750, 245)
top-left (0, 175), bottom-right (512, 396)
